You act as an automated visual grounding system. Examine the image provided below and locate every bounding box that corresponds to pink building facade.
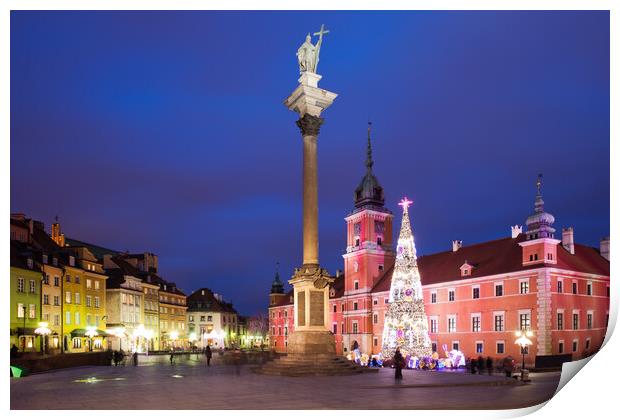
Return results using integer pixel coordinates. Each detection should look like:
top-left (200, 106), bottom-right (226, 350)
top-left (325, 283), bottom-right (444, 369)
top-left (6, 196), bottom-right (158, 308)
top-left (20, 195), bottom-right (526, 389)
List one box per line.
top-left (269, 135), bottom-right (610, 367)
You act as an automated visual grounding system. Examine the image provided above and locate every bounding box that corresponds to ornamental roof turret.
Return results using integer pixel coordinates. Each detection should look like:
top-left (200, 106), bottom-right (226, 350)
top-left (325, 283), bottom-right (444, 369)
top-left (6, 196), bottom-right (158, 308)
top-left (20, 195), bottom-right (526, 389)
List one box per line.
top-left (354, 123), bottom-right (385, 209)
top-left (270, 263), bottom-right (284, 294)
top-left (525, 174), bottom-right (556, 240)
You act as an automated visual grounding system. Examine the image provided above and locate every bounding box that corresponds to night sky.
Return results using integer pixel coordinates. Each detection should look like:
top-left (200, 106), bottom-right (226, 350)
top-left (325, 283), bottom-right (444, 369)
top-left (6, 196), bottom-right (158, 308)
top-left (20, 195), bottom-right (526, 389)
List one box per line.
top-left (10, 11), bottom-right (609, 315)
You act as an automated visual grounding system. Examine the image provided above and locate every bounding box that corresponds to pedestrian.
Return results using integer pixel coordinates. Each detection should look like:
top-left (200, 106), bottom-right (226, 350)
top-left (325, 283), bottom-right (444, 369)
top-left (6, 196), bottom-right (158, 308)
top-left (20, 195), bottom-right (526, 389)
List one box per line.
top-left (10, 344), bottom-right (19, 359)
top-left (233, 349), bottom-right (241, 376)
top-left (469, 358), bottom-right (476, 374)
top-left (133, 352), bottom-right (138, 366)
top-left (205, 345), bottom-right (213, 367)
top-left (393, 348), bottom-right (404, 381)
top-left (113, 350), bottom-right (118, 366)
top-left (477, 356), bottom-right (484, 375)
top-left (486, 356), bottom-right (493, 375)
top-left (170, 350), bottom-right (175, 365)
top-left (503, 356), bottom-right (514, 378)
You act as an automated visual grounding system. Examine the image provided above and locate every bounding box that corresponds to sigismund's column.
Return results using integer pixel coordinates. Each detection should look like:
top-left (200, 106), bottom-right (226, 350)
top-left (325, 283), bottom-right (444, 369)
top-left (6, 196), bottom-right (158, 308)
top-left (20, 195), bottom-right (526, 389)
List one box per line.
top-left (284, 25), bottom-right (338, 355)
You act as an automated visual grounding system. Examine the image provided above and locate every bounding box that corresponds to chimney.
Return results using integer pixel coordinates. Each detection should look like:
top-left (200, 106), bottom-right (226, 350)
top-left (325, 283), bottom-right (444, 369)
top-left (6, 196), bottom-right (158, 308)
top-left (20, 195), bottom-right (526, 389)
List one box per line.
top-left (511, 225), bottom-right (523, 238)
top-left (562, 227), bottom-right (575, 255)
top-left (600, 236), bottom-right (610, 261)
top-left (452, 240), bottom-right (463, 252)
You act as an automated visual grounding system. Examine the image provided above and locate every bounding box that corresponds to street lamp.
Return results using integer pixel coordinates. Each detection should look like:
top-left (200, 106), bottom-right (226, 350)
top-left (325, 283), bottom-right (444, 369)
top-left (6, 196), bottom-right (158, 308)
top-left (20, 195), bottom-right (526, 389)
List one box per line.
top-left (143, 329), bottom-right (154, 355)
top-left (85, 326), bottom-right (99, 352)
top-left (35, 322), bottom-right (51, 354)
top-left (170, 331), bottom-right (179, 350)
top-left (514, 330), bottom-right (534, 381)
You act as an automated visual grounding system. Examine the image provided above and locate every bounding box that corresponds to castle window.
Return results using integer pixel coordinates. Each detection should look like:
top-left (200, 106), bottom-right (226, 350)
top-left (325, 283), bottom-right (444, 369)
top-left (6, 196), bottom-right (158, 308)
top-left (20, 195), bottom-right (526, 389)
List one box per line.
top-left (495, 283), bottom-right (504, 297)
top-left (558, 341), bottom-right (564, 354)
top-left (572, 282), bottom-right (578, 295)
top-left (378, 264), bottom-right (384, 271)
top-left (476, 342), bottom-right (484, 354)
top-left (587, 282), bottom-right (592, 296)
top-left (472, 286), bottom-right (480, 299)
top-left (354, 280), bottom-right (359, 290)
top-left (496, 341), bottom-right (505, 354)
top-left (333, 324), bottom-right (337, 334)
top-left (373, 313), bottom-right (378, 324)
top-left (520, 280), bottom-right (529, 294)
top-left (557, 280), bottom-right (563, 293)
top-left (448, 289), bottom-right (455, 302)
top-left (333, 304), bottom-right (337, 313)
top-left (431, 291), bottom-right (437, 303)
top-left (353, 302), bottom-right (358, 310)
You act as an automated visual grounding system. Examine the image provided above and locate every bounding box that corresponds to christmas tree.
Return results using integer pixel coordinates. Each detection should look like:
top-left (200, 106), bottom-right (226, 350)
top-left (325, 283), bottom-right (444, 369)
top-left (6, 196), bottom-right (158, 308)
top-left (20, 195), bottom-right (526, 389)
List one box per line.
top-left (380, 197), bottom-right (433, 360)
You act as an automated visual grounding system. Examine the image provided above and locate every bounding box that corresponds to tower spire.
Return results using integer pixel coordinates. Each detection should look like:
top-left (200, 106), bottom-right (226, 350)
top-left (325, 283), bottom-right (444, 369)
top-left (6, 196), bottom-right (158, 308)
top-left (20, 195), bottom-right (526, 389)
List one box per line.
top-left (366, 121), bottom-right (374, 172)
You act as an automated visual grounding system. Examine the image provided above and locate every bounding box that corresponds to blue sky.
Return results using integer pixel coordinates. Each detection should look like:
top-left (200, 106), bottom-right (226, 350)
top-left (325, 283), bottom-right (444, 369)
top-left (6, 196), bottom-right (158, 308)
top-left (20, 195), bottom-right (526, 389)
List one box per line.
top-left (11, 11), bottom-right (609, 314)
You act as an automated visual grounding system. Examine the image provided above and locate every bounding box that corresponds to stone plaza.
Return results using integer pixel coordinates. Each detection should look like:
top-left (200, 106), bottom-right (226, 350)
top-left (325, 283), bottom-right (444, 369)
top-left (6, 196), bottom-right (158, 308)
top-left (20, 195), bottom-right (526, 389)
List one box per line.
top-left (11, 354), bottom-right (562, 410)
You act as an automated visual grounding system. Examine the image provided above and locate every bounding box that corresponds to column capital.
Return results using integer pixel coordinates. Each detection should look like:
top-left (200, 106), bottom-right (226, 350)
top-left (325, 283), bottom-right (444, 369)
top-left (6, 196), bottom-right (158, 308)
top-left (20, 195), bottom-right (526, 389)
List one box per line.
top-left (296, 114), bottom-right (324, 137)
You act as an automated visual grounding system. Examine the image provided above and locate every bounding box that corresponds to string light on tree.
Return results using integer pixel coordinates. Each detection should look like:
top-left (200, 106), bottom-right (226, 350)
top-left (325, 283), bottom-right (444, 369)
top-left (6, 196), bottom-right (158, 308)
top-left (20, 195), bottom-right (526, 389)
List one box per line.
top-left (380, 197), bottom-right (432, 360)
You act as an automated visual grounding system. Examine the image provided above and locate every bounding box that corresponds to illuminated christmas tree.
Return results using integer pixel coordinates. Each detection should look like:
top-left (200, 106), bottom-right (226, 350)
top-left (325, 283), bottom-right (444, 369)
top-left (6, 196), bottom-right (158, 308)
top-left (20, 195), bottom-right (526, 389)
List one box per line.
top-left (381, 197), bottom-right (433, 360)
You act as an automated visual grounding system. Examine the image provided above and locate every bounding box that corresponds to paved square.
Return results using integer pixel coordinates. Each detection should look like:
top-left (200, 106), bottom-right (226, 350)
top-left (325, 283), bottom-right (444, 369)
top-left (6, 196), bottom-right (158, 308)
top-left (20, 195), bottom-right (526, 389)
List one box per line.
top-left (11, 354), bottom-right (561, 410)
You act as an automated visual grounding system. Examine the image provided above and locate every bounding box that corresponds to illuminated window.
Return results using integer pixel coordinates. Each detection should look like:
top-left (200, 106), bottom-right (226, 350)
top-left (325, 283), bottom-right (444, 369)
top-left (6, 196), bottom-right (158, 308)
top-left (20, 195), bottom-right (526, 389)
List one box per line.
top-left (73, 338), bottom-right (82, 349)
top-left (476, 342), bottom-right (483, 353)
top-left (17, 278), bottom-right (24, 293)
top-left (29, 280), bottom-right (36, 293)
top-left (17, 303), bottom-right (25, 318)
top-left (519, 313), bottom-right (531, 331)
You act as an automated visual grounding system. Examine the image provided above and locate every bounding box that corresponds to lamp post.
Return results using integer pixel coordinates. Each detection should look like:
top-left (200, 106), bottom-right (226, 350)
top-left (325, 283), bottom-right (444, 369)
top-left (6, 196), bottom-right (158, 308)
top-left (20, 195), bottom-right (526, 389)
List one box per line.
top-left (170, 331), bottom-right (179, 351)
top-left (514, 330), bottom-right (533, 382)
top-left (85, 326), bottom-right (99, 352)
top-left (143, 329), bottom-right (154, 356)
top-left (35, 322), bottom-right (51, 355)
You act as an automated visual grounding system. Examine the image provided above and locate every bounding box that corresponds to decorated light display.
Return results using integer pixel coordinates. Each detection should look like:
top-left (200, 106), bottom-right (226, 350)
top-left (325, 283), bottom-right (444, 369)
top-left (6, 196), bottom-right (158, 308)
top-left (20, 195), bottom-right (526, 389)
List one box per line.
top-left (380, 198), bottom-right (432, 360)
top-left (35, 321), bottom-right (51, 354)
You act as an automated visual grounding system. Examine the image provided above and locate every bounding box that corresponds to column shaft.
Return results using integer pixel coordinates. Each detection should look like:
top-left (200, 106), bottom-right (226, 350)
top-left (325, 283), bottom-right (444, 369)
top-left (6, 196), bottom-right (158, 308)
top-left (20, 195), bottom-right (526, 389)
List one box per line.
top-left (302, 134), bottom-right (319, 265)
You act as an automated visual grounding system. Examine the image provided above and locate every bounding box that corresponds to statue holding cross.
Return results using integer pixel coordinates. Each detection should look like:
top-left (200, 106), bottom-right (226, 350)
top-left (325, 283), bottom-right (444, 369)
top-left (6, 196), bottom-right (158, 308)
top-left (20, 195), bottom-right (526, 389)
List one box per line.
top-left (296, 24), bottom-right (329, 74)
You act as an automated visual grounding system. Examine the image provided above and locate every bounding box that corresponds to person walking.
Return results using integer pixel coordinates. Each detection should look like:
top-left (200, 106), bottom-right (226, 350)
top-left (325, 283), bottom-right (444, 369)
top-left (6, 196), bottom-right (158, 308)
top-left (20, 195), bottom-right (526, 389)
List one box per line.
top-left (393, 348), bottom-right (404, 381)
top-left (486, 356), bottom-right (493, 375)
top-left (170, 349), bottom-right (175, 366)
top-left (503, 356), bottom-right (514, 378)
top-left (10, 344), bottom-right (19, 359)
top-left (469, 358), bottom-right (477, 374)
top-left (205, 345), bottom-right (213, 367)
top-left (476, 356), bottom-right (484, 375)
top-left (133, 351), bottom-right (138, 366)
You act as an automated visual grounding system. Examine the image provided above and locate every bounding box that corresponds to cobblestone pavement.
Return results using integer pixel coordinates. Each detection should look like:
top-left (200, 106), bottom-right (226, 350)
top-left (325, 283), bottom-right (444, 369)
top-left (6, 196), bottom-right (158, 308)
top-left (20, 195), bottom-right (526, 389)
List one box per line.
top-left (11, 355), bottom-right (561, 410)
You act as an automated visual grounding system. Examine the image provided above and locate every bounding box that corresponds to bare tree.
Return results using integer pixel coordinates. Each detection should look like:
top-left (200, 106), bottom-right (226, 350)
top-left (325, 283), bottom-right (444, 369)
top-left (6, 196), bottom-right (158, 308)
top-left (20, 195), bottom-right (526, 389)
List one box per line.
top-left (248, 313), bottom-right (269, 350)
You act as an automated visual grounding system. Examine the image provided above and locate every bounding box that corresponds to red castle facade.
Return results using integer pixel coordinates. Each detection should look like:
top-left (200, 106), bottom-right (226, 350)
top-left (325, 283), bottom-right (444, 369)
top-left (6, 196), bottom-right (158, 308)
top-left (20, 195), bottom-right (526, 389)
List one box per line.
top-left (268, 130), bottom-right (610, 367)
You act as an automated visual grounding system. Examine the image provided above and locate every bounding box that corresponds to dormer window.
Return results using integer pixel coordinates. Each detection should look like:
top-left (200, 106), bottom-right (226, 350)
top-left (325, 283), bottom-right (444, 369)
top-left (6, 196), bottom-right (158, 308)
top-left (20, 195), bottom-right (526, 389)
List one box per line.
top-left (42, 254), bottom-right (48, 264)
top-left (27, 258), bottom-right (33, 269)
top-left (460, 261), bottom-right (474, 277)
top-left (69, 256), bottom-right (75, 266)
top-left (52, 257), bottom-right (58, 266)
top-left (329, 288), bottom-right (335, 297)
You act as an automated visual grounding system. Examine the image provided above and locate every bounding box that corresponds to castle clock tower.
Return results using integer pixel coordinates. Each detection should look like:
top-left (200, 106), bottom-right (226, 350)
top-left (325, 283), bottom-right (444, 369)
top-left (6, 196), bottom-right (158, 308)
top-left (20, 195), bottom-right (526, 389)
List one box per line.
top-left (342, 124), bottom-right (395, 355)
